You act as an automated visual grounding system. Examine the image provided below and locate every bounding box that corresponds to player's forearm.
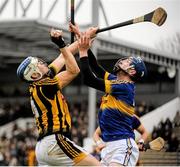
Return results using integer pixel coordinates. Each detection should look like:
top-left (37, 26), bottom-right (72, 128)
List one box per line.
top-left (68, 40), bottom-right (79, 55)
top-left (50, 41), bottom-right (79, 73)
top-left (93, 127), bottom-right (102, 143)
top-left (140, 131), bottom-right (148, 142)
top-left (50, 29), bottom-right (80, 74)
top-left (61, 47), bottom-right (80, 75)
top-left (137, 125), bottom-right (149, 142)
top-left (80, 57), bottom-right (105, 91)
top-left (88, 49), bottom-right (106, 78)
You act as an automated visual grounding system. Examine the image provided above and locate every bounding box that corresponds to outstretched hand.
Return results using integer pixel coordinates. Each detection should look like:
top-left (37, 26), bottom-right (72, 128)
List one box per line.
top-left (69, 22), bottom-right (81, 39)
top-left (50, 28), bottom-right (66, 48)
top-left (69, 22), bottom-right (98, 40)
top-left (85, 26), bottom-right (99, 39)
top-left (77, 32), bottom-right (94, 58)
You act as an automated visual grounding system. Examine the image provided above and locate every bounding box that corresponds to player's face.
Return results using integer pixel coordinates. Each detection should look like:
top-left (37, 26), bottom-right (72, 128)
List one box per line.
top-left (119, 57), bottom-right (133, 71)
top-left (37, 59), bottom-right (49, 75)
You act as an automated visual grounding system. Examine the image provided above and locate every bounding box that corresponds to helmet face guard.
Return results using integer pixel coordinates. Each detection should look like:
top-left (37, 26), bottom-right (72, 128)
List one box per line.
top-left (113, 56), bottom-right (147, 80)
top-left (113, 57), bottom-right (129, 74)
top-left (17, 57), bottom-right (47, 82)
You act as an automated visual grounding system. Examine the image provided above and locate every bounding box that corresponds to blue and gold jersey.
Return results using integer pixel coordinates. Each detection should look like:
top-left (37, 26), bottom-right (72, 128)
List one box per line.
top-left (99, 72), bottom-right (136, 142)
top-left (29, 65), bottom-right (71, 140)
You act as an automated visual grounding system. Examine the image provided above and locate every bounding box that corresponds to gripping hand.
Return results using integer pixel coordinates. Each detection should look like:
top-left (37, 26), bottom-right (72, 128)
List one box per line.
top-left (137, 139), bottom-right (147, 151)
top-left (50, 29), bottom-right (66, 48)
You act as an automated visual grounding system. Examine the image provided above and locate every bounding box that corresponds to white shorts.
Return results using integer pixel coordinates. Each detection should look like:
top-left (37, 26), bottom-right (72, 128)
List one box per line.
top-left (100, 138), bottom-right (139, 166)
top-left (35, 134), bottom-right (88, 166)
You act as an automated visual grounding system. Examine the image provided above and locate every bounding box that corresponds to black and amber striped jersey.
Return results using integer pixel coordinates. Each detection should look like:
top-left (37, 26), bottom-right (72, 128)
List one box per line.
top-left (29, 66), bottom-right (71, 140)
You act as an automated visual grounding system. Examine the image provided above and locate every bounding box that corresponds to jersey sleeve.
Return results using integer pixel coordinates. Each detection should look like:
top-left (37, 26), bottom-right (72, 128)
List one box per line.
top-left (104, 72), bottom-right (117, 81)
top-left (48, 63), bottom-right (58, 77)
top-left (88, 49), bottom-right (106, 79)
top-left (132, 116), bottom-right (141, 129)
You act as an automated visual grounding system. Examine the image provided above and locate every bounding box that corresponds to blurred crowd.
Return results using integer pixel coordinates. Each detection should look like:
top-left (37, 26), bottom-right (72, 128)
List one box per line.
top-left (0, 123), bottom-right (37, 165)
top-left (70, 103), bottom-right (89, 146)
top-left (0, 88), bottom-right (28, 98)
top-left (135, 100), bottom-right (155, 117)
top-left (0, 103), bottom-right (32, 126)
top-left (0, 100), bottom-right (155, 127)
top-left (0, 99), bottom-right (179, 165)
top-left (0, 102), bottom-right (90, 165)
top-left (151, 111), bottom-right (180, 152)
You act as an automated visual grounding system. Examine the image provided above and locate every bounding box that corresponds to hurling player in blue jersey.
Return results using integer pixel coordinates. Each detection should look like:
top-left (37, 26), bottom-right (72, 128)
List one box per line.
top-left (75, 27), bottom-right (147, 166)
top-left (93, 115), bottom-right (149, 163)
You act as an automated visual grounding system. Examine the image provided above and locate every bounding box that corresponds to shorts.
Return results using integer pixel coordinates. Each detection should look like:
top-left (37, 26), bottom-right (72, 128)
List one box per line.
top-left (35, 134), bottom-right (88, 166)
top-left (100, 138), bottom-right (139, 166)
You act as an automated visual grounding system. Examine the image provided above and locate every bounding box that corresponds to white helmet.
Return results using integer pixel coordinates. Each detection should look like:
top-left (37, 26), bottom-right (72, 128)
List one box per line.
top-left (17, 56), bottom-right (44, 82)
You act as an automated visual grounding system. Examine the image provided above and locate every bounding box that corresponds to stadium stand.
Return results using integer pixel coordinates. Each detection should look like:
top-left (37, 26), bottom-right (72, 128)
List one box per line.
top-left (139, 151), bottom-right (180, 166)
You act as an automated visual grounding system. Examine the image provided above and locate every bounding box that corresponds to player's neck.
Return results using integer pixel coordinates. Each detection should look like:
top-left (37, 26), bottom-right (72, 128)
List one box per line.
top-left (117, 72), bottom-right (132, 82)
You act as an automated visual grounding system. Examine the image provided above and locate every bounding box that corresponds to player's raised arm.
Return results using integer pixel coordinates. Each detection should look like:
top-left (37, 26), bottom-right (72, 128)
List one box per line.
top-left (69, 23), bottom-right (106, 78)
top-left (50, 28), bottom-right (80, 89)
top-left (77, 32), bottom-right (106, 92)
top-left (49, 23), bottom-right (96, 74)
top-left (49, 27), bottom-right (80, 74)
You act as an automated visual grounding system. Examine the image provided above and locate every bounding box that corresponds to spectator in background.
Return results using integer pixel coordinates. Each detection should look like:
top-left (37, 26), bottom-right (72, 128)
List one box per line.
top-left (0, 152), bottom-right (7, 166)
top-left (164, 118), bottom-right (173, 129)
top-left (166, 132), bottom-right (179, 152)
top-left (27, 145), bottom-right (36, 166)
top-left (0, 123), bottom-right (37, 165)
top-left (151, 126), bottom-right (158, 140)
top-left (136, 101), bottom-right (147, 116)
top-left (156, 120), bottom-right (165, 137)
top-left (173, 110), bottom-right (180, 127)
top-left (162, 118), bottom-right (173, 141)
top-left (0, 102), bottom-right (32, 126)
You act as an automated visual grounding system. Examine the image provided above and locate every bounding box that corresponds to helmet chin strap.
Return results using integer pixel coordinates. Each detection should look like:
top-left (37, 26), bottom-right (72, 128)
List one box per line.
top-left (45, 69), bottom-right (54, 78)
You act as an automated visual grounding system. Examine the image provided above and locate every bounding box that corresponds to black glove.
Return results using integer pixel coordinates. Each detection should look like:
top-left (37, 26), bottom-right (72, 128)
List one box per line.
top-left (50, 35), bottom-right (66, 49)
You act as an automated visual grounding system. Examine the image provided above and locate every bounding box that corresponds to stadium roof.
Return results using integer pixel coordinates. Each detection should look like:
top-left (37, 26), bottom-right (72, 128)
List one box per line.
top-left (0, 19), bottom-right (179, 69)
